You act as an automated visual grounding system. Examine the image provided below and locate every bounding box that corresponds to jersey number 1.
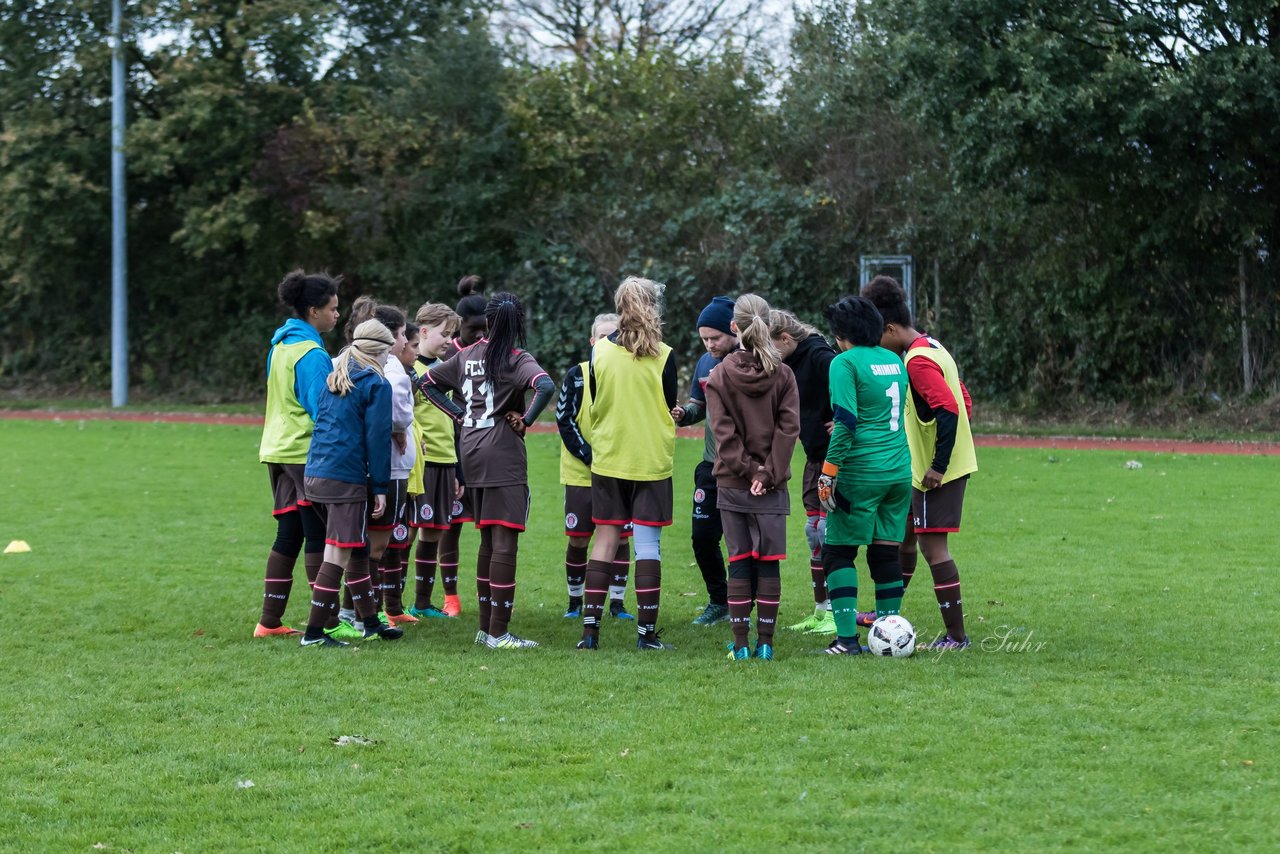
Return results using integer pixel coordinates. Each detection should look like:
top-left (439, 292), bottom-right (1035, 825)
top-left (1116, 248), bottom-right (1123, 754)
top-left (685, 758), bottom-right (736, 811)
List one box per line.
top-left (885, 384), bottom-right (901, 432)
top-left (461, 378), bottom-right (496, 428)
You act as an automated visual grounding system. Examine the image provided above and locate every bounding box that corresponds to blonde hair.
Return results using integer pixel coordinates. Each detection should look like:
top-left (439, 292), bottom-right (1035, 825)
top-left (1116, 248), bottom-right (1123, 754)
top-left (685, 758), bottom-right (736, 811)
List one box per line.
top-left (769, 308), bottom-right (822, 343)
top-left (614, 277), bottom-right (664, 358)
top-left (415, 302), bottom-right (460, 336)
top-left (590, 312), bottom-right (620, 340)
top-left (328, 319), bottom-right (394, 396)
top-left (735, 294), bottom-right (781, 375)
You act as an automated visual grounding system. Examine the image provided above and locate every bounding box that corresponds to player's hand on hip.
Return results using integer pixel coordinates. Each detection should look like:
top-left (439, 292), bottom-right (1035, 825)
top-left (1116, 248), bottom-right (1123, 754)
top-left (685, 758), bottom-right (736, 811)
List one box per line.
top-left (505, 411), bottom-right (527, 437)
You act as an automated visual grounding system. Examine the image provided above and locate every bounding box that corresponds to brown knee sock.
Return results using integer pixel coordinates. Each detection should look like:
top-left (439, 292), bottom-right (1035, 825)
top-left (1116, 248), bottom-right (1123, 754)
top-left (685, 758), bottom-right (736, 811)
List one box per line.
top-left (900, 548), bottom-right (918, 591)
top-left (565, 541), bottom-right (588, 599)
top-left (379, 548), bottom-right (405, 616)
top-left (475, 536), bottom-right (493, 634)
top-left (303, 550), bottom-right (322, 590)
top-left (581, 559), bottom-right (611, 639)
top-left (414, 538), bottom-right (439, 610)
top-left (345, 556), bottom-right (378, 622)
top-left (727, 572), bottom-right (753, 651)
top-left (930, 559), bottom-right (966, 640)
top-left (440, 524), bottom-right (462, 596)
top-left (633, 559), bottom-right (662, 636)
top-left (306, 561), bottom-right (344, 633)
top-left (755, 565), bottom-right (781, 646)
top-left (487, 544), bottom-right (518, 639)
top-left (260, 550), bottom-right (296, 628)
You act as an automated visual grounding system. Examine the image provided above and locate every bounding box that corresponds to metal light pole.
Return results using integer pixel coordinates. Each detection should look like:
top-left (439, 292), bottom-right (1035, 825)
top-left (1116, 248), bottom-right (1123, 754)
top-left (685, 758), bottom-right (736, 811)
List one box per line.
top-left (111, 0), bottom-right (128, 406)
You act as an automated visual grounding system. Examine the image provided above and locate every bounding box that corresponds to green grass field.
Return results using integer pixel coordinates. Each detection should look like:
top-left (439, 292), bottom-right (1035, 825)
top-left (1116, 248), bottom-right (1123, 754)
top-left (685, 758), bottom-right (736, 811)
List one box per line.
top-left (0, 418), bottom-right (1276, 852)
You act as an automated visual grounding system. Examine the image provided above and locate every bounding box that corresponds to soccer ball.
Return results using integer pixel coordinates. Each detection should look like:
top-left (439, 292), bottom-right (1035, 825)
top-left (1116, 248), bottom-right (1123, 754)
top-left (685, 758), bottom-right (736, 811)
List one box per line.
top-left (867, 615), bottom-right (916, 658)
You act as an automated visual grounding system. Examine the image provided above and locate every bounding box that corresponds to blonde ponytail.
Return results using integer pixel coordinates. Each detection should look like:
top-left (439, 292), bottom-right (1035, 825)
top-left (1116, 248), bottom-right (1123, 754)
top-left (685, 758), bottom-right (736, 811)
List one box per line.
top-left (735, 293), bottom-right (781, 375)
top-left (328, 319), bottom-right (394, 396)
top-left (768, 308), bottom-right (822, 343)
top-left (614, 276), bottom-right (664, 359)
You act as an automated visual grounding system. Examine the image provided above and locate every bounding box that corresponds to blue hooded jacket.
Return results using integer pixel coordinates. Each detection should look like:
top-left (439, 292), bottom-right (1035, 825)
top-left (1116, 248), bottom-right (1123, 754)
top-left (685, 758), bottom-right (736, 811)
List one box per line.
top-left (304, 363), bottom-right (392, 495)
top-left (266, 318), bottom-right (332, 420)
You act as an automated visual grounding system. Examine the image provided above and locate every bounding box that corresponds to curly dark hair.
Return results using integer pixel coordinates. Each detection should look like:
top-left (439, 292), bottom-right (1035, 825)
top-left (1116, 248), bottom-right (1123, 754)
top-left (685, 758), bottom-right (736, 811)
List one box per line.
top-left (823, 295), bottom-right (884, 347)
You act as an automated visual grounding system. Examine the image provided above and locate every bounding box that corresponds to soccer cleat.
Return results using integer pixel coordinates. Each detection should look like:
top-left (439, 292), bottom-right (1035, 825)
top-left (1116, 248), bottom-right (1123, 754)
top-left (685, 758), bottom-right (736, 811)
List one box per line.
top-left (727, 645), bottom-right (751, 661)
top-left (856, 610), bottom-right (877, 628)
top-left (407, 605), bottom-right (449, 619)
top-left (253, 623), bottom-right (301, 638)
top-left (325, 622), bottom-right (363, 641)
top-left (637, 629), bottom-right (675, 651)
top-left (386, 612), bottom-right (419, 626)
top-left (804, 612), bottom-right (837, 635)
top-left (474, 630), bottom-right (493, 646)
top-left (817, 637), bottom-right (862, 655)
top-left (489, 633), bottom-right (539, 650)
top-left (576, 635), bottom-right (599, 650)
top-left (301, 635), bottom-right (349, 648)
top-left (563, 598), bottom-right (583, 619)
top-left (787, 612), bottom-right (821, 631)
top-left (691, 603), bottom-right (729, 626)
top-left (338, 608), bottom-right (357, 626)
top-left (754, 643), bottom-right (774, 661)
top-left (928, 634), bottom-right (971, 651)
top-left (609, 600), bottom-right (635, 620)
top-left (442, 594), bottom-right (462, 617)
top-left (359, 620), bottom-right (405, 641)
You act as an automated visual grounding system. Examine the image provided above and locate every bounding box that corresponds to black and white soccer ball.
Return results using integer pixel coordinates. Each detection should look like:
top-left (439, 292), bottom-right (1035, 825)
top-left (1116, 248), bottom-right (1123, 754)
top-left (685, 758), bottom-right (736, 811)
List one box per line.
top-left (867, 614), bottom-right (916, 658)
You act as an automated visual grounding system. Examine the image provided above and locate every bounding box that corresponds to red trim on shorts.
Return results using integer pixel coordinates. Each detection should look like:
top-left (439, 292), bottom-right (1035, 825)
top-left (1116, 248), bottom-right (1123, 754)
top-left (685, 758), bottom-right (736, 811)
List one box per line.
top-left (475, 519), bottom-right (527, 531)
top-left (566, 531), bottom-right (593, 538)
top-left (729, 550), bottom-right (787, 562)
top-left (410, 521), bottom-right (452, 531)
top-left (805, 509), bottom-right (820, 517)
top-left (915, 526), bottom-right (960, 533)
top-left (631, 519), bottom-right (673, 527)
top-left (388, 542), bottom-right (412, 550)
top-left (272, 505), bottom-right (298, 516)
top-left (325, 538), bottom-right (366, 548)
top-left (297, 499), bottom-right (313, 507)
top-left (368, 524), bottom-right (395, 531)
top-left (451, 516), bottom-right (475, 524)
top-left (591, 517), bottom-right (631, 526)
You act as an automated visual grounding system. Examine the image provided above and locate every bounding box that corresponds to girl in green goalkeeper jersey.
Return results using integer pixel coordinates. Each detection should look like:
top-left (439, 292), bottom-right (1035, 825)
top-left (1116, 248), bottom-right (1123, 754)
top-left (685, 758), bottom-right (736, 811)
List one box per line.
top-left (815, 296), bottom-right (913, 655)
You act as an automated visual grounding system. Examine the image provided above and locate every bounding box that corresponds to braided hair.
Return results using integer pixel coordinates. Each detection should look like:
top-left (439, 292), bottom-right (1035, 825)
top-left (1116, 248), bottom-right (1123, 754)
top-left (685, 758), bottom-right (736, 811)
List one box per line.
top-left (482, 291), bottom-right (527, 381)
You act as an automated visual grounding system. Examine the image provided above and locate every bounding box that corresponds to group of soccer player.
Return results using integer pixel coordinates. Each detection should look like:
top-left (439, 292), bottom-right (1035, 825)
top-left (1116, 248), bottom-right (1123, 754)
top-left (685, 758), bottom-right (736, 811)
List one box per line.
top-left (253, 269), bottom-right (976, 656)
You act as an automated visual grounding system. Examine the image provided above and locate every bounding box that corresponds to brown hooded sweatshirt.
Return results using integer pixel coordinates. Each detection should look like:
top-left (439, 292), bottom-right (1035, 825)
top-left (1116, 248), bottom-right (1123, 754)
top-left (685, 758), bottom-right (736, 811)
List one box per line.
top-left (705, 349), bottom-right (801, 497)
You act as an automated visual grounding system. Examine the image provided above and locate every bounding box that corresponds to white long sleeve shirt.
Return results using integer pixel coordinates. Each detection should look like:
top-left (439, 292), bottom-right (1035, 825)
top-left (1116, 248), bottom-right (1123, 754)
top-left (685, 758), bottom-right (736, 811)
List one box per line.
top-left (384, 356), bottom-right (417, 479)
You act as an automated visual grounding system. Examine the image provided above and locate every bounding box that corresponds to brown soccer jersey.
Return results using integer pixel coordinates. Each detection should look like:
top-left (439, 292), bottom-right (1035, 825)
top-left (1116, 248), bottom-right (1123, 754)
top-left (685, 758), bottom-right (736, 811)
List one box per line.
top-left (426, 339), bottom-right (548, 488)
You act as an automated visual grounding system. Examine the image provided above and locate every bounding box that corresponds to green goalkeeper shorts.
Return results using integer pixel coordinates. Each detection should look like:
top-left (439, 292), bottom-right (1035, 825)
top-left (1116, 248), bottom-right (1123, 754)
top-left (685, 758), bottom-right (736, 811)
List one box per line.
top-left (825, 477), bottom-right (912, 546)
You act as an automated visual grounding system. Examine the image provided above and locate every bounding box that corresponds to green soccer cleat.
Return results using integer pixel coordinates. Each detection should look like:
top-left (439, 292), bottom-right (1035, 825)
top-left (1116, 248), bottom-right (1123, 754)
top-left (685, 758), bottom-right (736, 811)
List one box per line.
top-left (407, 605), bottom-right (450, 619)
top-left (691, 603), bottom-right (729, 626)
top-left (474, 630), bottom-right (493, 646)
top-left (787, 612), bottom-right (820, 631)
top-left (325, 622), bottom-right (363, 641)
top-left (804, 612), bottom-right (837, 635)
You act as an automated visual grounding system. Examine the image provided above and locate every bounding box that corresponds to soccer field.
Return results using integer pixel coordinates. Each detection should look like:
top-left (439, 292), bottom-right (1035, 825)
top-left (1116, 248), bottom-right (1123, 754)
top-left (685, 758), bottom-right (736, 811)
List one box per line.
top-left (0, 417), bottom-right (1276, 851)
